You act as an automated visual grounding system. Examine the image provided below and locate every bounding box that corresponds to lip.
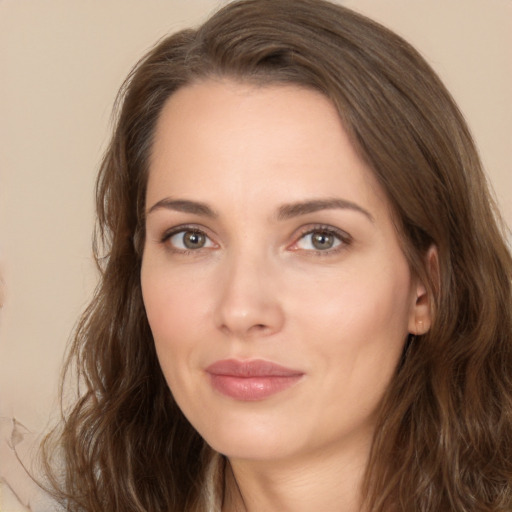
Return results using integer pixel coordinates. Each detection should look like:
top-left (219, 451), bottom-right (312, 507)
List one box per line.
top-left (205, 359), bottom-right (304, 401)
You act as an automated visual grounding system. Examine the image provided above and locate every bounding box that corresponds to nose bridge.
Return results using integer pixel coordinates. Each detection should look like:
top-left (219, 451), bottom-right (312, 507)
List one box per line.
top-left (214, 242), bottom-right (284, 338)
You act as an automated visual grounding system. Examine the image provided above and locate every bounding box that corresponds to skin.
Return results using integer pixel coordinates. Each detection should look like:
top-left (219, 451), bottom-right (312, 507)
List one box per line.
top-left (141, 80), bottom-right (432, 512)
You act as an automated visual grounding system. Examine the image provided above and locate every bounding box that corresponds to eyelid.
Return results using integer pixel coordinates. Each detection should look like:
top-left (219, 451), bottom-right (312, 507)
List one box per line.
top-left (160, 224), bottom-right (218, 252)
top-left (157, 223), bottom-right (351, 255)
top-left (288, 224), bottom-right (352, 254)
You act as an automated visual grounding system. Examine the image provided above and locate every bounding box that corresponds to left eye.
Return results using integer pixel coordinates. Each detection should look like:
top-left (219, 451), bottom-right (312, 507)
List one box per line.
top-left (167, 229), bottom-right (215, 250)
top-left (295, 229), bottom-right (344, 251)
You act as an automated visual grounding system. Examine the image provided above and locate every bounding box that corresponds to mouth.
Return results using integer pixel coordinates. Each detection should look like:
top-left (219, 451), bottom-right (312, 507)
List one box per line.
top-left (205, 359), bottom-right (304, 401)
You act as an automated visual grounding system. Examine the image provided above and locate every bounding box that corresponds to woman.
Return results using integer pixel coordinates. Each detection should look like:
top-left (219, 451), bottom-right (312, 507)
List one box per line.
top-left (41, 0), bottom-right (512, 510)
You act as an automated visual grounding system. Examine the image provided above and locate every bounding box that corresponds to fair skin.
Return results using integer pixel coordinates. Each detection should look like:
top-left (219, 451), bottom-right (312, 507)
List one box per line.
top-left (141, 79), bottom-right (432, 512)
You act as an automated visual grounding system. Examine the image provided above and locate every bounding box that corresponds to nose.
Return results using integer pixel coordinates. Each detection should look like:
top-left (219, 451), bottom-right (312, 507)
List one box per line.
top-left (213, 251), bottom-right (285, 339)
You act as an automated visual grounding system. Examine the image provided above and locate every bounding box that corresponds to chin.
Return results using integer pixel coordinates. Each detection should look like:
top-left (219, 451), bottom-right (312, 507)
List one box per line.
top-left (191, 408), bottom-right (305, 462)
top-left (207, 431), bottom-right (300, 462)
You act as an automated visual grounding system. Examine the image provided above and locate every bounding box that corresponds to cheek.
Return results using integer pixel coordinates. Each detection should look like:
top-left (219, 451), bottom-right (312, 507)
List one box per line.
top-left (297, 261), bottom-right (413, 379)
top-left (300, 263), bottom-right (412, 334)
top-left (302, 270), bottom-right (412, 408)
top-left (141, 265), bottom-right (213, 381)
top-left (142, 263), bottom-right (211, 333)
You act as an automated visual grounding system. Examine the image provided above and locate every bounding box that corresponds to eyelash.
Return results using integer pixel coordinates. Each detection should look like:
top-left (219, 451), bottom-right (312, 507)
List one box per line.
top-left (290, 225), bottom-right (352, 256)
top-left (160, 225), bottom-right (216, 255)
top-left (159, 224), bottom-right (352, 256)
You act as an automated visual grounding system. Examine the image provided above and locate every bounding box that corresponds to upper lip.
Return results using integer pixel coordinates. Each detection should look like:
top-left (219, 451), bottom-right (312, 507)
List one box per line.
top-left (205, 359), bottom-right (303, 377)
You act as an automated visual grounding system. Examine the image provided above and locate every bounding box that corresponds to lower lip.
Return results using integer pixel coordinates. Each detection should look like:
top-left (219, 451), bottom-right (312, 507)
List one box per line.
top-left (208, 374), bottom-right (303, 401)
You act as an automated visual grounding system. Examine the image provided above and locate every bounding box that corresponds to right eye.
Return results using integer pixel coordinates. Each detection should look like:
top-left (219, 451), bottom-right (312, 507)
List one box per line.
top-left (164, 229), bottom-right (216, 251)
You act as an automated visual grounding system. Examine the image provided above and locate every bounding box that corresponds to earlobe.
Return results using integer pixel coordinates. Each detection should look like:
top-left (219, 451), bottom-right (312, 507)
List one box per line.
top-left (408, 281), bottom-right (431, 335)
top-left (408, 245), bottom-right (439, 335)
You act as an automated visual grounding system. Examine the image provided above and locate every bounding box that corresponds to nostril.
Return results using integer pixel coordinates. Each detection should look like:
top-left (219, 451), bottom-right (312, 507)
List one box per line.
top-left (244, 323), bottom-right (271, 335)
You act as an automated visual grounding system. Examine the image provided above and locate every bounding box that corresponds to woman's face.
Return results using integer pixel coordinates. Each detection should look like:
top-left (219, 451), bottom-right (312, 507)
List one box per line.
top-left (141, 80), bottom-right (428, 463)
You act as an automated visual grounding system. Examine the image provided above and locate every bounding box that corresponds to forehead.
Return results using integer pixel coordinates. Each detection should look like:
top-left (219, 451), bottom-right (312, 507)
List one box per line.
top-left (147, 79), bottom-right (387, 216)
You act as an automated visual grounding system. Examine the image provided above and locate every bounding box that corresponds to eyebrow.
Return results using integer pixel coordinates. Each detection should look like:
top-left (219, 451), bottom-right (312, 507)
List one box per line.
top-left (276, 198), bottom-right (374, 222)
top-left (146, 196), bottom-right (373, 222)
top-left (146, 198), bottom-right (217, 218)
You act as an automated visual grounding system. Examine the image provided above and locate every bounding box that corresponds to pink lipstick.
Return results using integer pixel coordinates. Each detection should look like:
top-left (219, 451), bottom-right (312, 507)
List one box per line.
top-left (205, 359), bottom-right (304, 401)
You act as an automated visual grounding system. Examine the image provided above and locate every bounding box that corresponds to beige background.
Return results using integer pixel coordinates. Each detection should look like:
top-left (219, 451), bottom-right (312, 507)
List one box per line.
top-left (1, 0), bottom-right (511, 436)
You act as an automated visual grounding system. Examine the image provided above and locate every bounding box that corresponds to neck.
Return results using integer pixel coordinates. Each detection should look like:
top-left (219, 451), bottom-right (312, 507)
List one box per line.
top-left (222, 431), bottom-right (372, 512)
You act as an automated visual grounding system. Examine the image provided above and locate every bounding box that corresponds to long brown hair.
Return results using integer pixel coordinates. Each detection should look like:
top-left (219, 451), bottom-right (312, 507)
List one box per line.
top-left (42, 0), bottom-right (512, 510)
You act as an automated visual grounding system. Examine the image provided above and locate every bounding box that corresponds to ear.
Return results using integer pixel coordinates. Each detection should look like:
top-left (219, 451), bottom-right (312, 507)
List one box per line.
top-left (408, 245), bottom-right (438, 335)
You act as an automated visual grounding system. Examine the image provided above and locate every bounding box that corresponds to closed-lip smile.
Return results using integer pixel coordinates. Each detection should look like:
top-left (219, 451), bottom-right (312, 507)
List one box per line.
top-left (205, 359), bottom-right (304, 401)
